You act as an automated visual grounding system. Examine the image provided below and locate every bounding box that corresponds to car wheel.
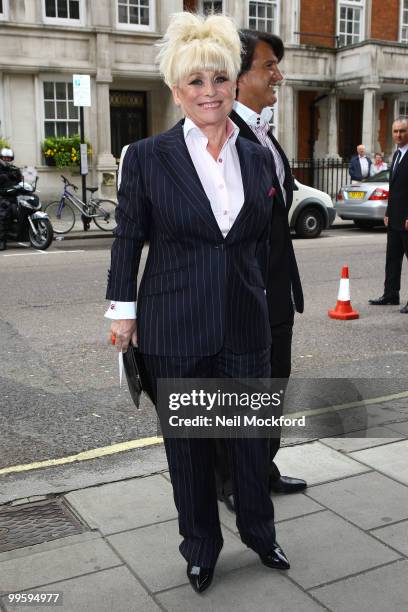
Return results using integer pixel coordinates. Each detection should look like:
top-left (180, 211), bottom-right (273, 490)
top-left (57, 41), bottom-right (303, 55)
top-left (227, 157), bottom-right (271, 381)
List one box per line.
top-left (353, 220), bottom-right (380, 230)
top-left (295, 207), bottom-right (324, 238)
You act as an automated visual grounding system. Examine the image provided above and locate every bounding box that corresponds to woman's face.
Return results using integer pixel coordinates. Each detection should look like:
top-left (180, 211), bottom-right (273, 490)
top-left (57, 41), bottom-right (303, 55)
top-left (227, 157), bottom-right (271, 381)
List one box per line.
top-left (172, 70), bottom-right (236, 129)
top-left (375, 154), bottom-right (383, 163)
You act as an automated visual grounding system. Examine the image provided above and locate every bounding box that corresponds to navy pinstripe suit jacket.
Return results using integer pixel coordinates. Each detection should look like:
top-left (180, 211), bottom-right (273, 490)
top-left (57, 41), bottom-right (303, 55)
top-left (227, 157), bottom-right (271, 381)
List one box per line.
top-left (106, 120), bottom-right (276, 357)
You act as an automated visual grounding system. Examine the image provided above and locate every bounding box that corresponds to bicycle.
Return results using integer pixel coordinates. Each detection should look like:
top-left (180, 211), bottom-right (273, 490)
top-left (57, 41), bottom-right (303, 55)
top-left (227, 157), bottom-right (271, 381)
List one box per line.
top-left (44, 175), bottom-right (117, 234)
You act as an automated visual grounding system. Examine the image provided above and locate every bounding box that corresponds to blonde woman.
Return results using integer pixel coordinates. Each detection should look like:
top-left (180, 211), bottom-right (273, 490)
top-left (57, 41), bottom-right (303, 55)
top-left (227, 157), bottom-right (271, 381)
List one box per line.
top-left (106, 12), bottom-right (289, 593)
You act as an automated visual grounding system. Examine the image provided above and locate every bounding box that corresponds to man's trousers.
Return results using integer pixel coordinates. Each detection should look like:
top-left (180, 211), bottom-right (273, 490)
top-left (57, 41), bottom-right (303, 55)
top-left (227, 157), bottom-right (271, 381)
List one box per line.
top-left (384, 227), bottom-right (408, 296)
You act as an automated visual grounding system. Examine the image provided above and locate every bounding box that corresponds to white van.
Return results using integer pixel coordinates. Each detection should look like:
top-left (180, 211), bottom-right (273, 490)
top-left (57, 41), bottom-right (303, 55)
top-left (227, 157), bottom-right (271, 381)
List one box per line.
top-left (289, 180), bottom-right (336, 238)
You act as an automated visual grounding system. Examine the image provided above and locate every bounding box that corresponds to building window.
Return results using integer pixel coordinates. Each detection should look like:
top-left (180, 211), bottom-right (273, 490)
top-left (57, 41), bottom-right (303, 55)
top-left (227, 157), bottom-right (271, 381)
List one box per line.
top-left (199, 0), bottom-right (223, 14)
top-left (337, 0), bottom-right (364, 47)
top-left (401, 0), bottom-right (408, 42)
top-left (399, 99), bottom-right (408, 116)
top-left (248, 0), bottom-right (279, 34)
top-left (43, 0), bottom-right (84, 25)
top-left (117, 0), bottom-right (155, 29)
top-left (43, 81), bottom-right (79, 138)
top-left (0, 0), bottom-right (9, 20)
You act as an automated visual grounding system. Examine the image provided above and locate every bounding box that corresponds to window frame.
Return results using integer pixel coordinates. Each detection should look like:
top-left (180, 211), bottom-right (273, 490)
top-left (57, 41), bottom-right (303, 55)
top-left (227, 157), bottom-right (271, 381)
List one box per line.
top-left (247, 0), bottom-right (280, 35)
top-left (41, 77), bottom-right (81, 142)
top-left (400, 0), bottom-right (408, 43)
top-left (0, 0), bottom-right (9, 21)
top-left (337, 0), bottom-right (365, 47)
top-left (116, 0), bottom-right (156, 32)
top-left (42, 0), bottom-right (85, 27)
top-left (399, 96), bottom-right (408, 117)
top-left (198, 0), bottom-right (224, 15)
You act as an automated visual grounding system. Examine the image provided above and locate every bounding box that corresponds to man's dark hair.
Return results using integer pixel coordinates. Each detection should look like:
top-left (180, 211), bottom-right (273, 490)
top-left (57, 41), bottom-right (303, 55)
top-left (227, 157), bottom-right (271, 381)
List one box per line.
top-left (238, 29), bottom-right (284, 78)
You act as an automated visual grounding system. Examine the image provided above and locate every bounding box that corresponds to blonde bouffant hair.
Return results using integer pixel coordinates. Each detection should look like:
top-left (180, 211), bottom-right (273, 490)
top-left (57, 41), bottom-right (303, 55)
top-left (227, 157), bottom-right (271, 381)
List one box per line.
top-left (157, 12), bottom-right (241, 88)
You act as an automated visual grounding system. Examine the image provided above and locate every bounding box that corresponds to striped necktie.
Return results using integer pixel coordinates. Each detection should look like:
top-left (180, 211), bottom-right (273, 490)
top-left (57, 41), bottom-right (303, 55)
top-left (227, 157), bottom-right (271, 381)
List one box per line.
top-left (392, 149), bottom-right (401, 176)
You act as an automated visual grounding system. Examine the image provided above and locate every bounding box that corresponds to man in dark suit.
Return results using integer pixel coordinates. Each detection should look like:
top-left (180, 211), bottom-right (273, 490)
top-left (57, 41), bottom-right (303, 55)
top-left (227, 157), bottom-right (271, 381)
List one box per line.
top-left (216, 29), bottom-right (306, 513)
top-left (349, 144), bottom-right (372, 183)
top-left (369, 117), bottom-right (408, 312)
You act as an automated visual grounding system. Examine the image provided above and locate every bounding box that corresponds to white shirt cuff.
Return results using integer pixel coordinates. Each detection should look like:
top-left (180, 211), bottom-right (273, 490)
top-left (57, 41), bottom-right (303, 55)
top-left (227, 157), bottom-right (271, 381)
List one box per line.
top-left (104, 301), bottom-right (136, 320)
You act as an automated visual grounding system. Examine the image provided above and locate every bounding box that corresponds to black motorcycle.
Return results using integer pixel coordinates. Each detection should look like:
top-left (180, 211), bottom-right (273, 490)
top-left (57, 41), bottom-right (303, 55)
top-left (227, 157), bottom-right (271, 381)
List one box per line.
top-left (3, 178), bottom-right (53, 250)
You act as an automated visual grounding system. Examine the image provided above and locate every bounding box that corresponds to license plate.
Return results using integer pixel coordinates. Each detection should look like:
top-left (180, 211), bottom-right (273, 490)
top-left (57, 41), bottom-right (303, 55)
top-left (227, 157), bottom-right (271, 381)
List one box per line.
top-left (348, 192), bottom-right (364, 199)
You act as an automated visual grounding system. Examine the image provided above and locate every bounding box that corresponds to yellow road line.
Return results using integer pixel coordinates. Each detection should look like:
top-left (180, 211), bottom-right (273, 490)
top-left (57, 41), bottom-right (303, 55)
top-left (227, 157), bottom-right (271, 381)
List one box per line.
top-left (0, 436), bottom-right (163, 476)
top-left (1, 389), bottom-right (407, 477)
top-left (288, 390), bottom-right (408, 419)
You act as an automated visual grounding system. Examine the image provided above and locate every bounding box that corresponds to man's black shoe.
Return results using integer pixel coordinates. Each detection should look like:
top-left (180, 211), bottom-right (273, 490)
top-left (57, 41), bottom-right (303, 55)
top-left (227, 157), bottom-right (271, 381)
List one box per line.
top-left (259, 542), bottom-right (290, 570)
top-left (218, 489), bottom-right (235, 513)
top-left (270, 476), bottom-right (307, 494)
top-left (368, 294), bottom-right (399, 305)
top-left (400, 303), bottom-right (408, 313)
top-left (0, 240), bottom-right (6, 251)
top-left (187, 564), bottom-right (214, 593)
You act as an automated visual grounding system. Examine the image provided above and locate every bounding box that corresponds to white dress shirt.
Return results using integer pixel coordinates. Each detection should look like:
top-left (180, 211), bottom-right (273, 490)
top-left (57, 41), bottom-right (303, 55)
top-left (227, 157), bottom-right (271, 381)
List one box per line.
top-left (359, 156), bottom-right (369, 178)
top-left (105, 117), bottom-right (244, 320)
top-left (395, 143), bottom-right (408, 164)
top-left (233, 100), bottom-right (287, 204)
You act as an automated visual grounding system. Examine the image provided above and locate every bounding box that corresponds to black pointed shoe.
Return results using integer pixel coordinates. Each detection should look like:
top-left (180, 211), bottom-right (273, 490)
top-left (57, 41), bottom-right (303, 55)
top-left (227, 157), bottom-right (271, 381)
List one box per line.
top-left (260, 542), bottom-right (290, 570)
top-left (187, 564), bottom-right (214, 594)
top-left (270, 475), bottom-right (307, 494)
top-left (400, 303), bottom-right (408, 313)
top-left (368, 294), bottom-right (399, 305)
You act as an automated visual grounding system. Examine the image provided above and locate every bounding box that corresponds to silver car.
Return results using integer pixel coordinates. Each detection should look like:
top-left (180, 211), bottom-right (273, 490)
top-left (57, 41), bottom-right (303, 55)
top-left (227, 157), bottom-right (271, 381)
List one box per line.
top-left (335, 170), bottom-right (389, 229)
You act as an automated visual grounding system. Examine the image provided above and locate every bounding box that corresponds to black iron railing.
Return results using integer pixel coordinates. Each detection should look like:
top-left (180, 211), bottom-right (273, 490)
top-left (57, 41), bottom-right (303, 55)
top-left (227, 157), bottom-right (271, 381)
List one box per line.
top-left (290, 158), bottom-right (350, 199)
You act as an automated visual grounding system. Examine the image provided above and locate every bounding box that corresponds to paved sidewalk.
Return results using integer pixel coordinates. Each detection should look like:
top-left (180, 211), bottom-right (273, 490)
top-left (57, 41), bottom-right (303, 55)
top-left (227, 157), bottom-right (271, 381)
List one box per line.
top-left (1, 419), bottom-right (408, 612)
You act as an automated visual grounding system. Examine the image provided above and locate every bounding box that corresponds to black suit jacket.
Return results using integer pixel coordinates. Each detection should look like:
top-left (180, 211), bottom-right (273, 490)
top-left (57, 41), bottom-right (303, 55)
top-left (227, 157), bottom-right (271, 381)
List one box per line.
top-left (107, 120), bottom-right (277, 357)
top-left (230, 110), bottom-right (304, 325)
top-left (386, 150), bottom-right (408, 231)
top-left (348, 155), bottom-right (372, 181)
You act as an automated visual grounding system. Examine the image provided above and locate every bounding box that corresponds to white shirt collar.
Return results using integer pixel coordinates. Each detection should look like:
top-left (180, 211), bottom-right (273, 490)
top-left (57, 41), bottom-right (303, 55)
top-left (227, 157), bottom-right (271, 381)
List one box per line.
top-left (233, 100), bottom-right (273, 127)
top-left (397, 143), bottom-right (408, 155)
top-left (183, 116), bottom-right (239, 146)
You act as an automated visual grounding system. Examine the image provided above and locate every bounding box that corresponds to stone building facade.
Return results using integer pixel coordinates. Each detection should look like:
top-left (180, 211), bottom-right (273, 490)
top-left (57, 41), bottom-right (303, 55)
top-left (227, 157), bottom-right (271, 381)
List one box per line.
top-left (0, 0), bottom-right (407, 199)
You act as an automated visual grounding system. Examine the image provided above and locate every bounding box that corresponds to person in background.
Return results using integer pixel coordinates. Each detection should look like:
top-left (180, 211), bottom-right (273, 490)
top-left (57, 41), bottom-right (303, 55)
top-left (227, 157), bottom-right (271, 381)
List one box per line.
top-left (106, 12), bottom-right (291, 595)
top-left (0, 148), bottom-right (22, 251)
top-left (370, 152), bottom-right (388, 176)
top-left (349, 144), bottom-right (372, 184)
top-left (369, 117), bottom-right (408, 312)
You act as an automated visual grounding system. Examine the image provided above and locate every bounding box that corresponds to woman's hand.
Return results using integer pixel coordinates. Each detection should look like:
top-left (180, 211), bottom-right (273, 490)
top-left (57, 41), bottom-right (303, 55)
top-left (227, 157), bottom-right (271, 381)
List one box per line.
top-left (110, 319), bottom-right (137, 352)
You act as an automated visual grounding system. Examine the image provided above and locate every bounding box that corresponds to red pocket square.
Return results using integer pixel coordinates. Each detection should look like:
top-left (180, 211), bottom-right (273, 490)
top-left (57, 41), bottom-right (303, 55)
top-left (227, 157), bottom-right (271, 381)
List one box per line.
top-left (267, 186), bottom-right (276, 197)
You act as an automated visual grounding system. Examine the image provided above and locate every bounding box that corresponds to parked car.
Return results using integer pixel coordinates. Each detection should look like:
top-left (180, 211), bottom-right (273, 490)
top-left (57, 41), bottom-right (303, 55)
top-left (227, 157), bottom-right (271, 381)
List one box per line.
top-left (289, 179), bottom-right (336, 238)
top-left (335, 170), bottom-right (389, 229)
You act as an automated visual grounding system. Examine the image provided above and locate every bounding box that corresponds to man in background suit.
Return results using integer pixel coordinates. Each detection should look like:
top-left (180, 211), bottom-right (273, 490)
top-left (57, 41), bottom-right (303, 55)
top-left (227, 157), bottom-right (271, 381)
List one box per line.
top-left (369, 117), bottom-right (408, 312)
top-left (217, 29), bottom-right (306, 512)
top-left (348, 144), bottom-right (372, 184)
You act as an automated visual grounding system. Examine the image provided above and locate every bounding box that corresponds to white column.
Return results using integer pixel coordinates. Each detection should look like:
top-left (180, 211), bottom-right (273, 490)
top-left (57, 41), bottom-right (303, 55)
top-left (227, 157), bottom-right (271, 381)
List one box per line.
top-left (361, 84), bottom-right (379, 156)
top-left (327, 92), bottom-right (340, 158)
top-left (278, 82), bottom-right (295, 160)
top-left (95, 81), bottom-right (116, 170)
top-left (95, 33), bottom-right (116, 170)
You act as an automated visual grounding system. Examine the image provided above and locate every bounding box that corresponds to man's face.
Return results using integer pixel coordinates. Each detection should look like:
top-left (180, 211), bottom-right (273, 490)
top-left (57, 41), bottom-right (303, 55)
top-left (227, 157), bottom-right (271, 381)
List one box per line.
top-left (392, 121), bottom-right (408, 147)
top-left (237, 40), bottom-right (283, 113)
top-left (357, 145), bottom-right (365, 157)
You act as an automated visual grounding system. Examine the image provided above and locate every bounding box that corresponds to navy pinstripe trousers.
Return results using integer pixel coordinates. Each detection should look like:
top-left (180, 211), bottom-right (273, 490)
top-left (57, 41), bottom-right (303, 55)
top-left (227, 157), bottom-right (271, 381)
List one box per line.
top-left (143, 346), bottom-right (276, 568)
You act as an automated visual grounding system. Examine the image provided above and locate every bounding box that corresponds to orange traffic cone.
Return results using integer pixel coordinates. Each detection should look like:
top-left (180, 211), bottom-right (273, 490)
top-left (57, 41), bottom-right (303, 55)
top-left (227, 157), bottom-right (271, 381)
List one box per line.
top-left (328, 266), bottom-right (359, 320)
